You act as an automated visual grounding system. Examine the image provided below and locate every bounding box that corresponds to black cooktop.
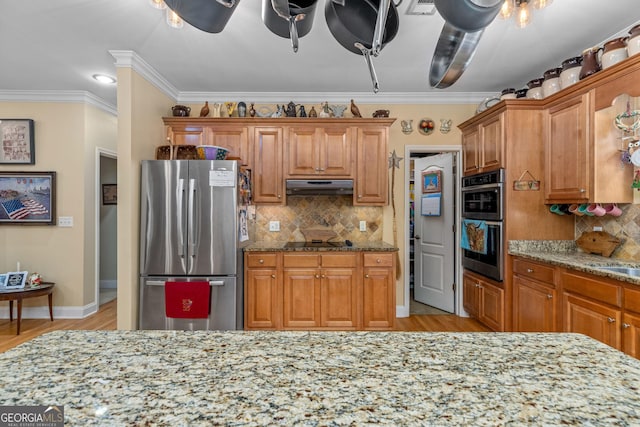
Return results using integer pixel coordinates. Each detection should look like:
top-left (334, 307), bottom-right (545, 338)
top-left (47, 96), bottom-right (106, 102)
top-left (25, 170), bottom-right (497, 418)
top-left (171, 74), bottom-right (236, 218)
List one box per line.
top-left (283, 241), bottom-right (348, 248)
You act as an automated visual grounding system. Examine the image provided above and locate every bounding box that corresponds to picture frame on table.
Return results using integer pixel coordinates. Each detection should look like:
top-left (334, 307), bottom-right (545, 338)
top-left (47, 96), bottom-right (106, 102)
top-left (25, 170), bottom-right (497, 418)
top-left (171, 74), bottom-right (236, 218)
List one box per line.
top-left (0, 119), bottom-right (35, 165)
top-left (0, 171), bottom-right (56, 225)
top-left (0, 274), bottom-right (6, 287)
top-left (102, 184), bottom-right (117, 205)
top-left (2, 271), bottom-right (28, 289)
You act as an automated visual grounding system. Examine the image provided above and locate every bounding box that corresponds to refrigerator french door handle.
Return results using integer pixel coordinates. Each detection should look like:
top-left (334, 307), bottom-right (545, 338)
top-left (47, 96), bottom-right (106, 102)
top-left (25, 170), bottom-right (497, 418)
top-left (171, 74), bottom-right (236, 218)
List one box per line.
top-left (188, 178), bottom-right (197, 259)
top-left (177, 178), bottom-right (186, 259)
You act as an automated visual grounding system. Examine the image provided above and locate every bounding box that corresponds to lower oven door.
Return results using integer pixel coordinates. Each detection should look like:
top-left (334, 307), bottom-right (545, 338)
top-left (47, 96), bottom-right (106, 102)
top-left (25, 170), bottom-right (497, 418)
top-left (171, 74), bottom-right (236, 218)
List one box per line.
top-left (461, 220), bottom-right (503, 281)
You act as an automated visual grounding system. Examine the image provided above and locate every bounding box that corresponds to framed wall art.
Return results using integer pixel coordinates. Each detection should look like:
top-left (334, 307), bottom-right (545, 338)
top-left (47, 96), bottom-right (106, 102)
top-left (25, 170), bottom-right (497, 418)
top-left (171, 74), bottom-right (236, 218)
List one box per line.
top-left (102, 184), bottom-right (117, 205)
top-left (0, 171), bottom-right (56, 225)
top-left (422, 170), bottom-right (442, 193)
top-left (0, 119), bottom-right (35, 164)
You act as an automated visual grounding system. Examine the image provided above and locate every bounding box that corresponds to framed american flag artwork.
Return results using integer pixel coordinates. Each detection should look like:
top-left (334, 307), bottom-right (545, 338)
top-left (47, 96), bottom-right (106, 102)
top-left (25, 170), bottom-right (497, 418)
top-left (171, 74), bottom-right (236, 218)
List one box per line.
top-left (0, 172), bottom-right (56, 225)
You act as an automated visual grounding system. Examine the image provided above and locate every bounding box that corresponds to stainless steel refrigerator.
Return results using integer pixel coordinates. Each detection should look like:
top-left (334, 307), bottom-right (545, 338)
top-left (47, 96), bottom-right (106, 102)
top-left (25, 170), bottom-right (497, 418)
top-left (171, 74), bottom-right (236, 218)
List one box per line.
top-left (139, 160), bottom-right (249, 331)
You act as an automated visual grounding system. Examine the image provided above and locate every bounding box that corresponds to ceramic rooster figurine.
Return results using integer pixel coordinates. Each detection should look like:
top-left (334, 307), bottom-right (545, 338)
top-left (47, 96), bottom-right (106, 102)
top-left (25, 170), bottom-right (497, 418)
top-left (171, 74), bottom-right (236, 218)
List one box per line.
top-left (200, 101), bottom-right (210, 117)
top-left (350, 99), bottom-right (362, 118)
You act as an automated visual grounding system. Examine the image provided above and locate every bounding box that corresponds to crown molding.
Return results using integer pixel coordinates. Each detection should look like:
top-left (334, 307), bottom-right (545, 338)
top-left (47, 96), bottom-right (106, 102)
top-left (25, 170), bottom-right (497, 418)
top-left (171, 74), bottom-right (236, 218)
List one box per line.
top-left (176, 91), bottom-right (494, 105)
top-left (110, 50), bottom-right (180, 101)
top-left (0, 90), bottom-right (117, 116)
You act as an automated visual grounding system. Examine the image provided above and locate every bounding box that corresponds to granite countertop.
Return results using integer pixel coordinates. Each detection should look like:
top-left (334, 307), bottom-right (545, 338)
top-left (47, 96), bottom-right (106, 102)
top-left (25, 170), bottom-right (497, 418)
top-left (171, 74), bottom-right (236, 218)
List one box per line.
top-left (509, 240), bottom-right (640, 285)
top-left (244, 241), bottom-right (398, 252)
top-left (3, 330), bottom-right (640, 425)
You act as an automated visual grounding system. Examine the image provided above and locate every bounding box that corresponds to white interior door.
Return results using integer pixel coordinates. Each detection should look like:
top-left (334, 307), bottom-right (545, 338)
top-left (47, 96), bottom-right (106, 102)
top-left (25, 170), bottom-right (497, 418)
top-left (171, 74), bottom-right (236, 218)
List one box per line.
top-left (414, 153), bottom-right (455, 313)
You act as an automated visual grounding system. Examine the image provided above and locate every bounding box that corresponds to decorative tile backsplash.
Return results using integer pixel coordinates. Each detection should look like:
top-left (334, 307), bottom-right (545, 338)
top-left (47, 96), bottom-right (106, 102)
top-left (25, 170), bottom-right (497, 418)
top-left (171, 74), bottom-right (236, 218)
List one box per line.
top-left (254, 196), bottom-right (383, 243)
top-left (575, 203), bottom-right (640, 261)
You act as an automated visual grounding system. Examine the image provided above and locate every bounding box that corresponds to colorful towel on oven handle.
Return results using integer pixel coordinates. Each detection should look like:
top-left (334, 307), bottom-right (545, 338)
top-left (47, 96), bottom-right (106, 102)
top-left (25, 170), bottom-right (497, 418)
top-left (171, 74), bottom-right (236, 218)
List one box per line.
top-left (165, 281), bottom-right (211, 319)
top-left (461, 219), bottom-right (488, 254)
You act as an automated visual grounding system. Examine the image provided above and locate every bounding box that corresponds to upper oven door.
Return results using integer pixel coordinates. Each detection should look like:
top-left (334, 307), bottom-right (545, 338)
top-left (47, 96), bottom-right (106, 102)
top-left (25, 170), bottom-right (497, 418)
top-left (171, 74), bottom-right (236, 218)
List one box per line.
top-left (461, 183), bottom-right (503, 220)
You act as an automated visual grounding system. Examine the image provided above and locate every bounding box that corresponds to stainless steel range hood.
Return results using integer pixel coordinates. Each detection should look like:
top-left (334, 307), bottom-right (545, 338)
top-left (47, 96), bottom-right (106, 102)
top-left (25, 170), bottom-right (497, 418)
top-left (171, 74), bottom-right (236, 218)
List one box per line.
top-left (286, 179), bottom-right (353, 196)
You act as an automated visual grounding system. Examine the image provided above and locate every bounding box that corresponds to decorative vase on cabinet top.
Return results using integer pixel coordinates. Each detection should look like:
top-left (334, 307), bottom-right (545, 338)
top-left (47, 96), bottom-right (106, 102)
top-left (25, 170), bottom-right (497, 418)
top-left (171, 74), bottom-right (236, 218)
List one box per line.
top-left (560, 56), bottom-right (582, 89)
top-left (579, 46), bottom-right (602, 80)
top-left (542, 68), bottom-right (561, 98)
top-left (628, 24), bottom-right (640, 57)
top-left (526, 78), bottom-right (543, 99)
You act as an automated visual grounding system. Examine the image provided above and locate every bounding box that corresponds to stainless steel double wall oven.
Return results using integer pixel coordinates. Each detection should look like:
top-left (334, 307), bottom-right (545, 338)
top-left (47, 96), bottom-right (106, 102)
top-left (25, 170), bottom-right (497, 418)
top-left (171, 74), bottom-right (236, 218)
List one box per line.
top-left (461, 169), bottom-right (504, 281)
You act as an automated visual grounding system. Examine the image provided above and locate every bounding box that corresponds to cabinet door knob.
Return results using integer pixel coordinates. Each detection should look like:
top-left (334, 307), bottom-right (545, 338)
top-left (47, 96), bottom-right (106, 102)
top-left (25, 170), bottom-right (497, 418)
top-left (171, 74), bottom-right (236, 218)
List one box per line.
top-left (475, 283), bottom-right (481, 288)
top-left (580, 189), bottom-right (586, 193)
top-left (358, 194), bottom-right (362, 198)
top-left (527, 268), bottom-right (534, 273)
top-left (259, 259), bottom-right (264, 264)
top-left (365, 274), bottom-right (370, 278)
top-left (623, 323), bottom-right (631, 329)
top-left (607, 317), bottom-right (616, 323)
top-left (376, 259), bottom-right (381, 263)
top-left (271, 274), bottom-right (276, 279)
top-left (277, 194), bottom-right (282, 199)
top-left (547, 294), bottom-right (553, 299)
top-left (315, 274), bottom-right (320, 279)
top-left (321, 274), bottom-right (326, 278)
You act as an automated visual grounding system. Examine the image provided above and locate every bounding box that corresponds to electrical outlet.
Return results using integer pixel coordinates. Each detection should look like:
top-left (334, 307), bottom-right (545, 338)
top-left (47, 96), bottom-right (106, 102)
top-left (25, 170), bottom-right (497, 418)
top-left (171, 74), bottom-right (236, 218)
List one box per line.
top-left (359, 220), bottom-right (367, 232)
top-left (593, 226), bottom-right (603, 232)
top-left (269, 221), bottom-right (280, 232)
top-left (59, 216), bottom-right (74, 227)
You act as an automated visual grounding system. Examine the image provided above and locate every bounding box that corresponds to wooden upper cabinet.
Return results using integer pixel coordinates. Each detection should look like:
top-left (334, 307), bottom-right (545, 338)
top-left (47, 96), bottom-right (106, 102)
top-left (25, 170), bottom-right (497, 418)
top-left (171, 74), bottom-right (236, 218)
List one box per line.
top-left (355, 126), bottom-right (388, 206)
top-left (167, 125), bottom-right (205, 146)
top-left (253, 127), bottom-right (284, 204)
top-left (206, 126), bottom-right (250, 167)
top-left (286, 126), bottom-right (353, 177)
top-left (460, 112), bottom-right (504, 176)
top-left (544, 93), bottom-right (590, 203)
top-left (462, 127), bottom-right (480, 175)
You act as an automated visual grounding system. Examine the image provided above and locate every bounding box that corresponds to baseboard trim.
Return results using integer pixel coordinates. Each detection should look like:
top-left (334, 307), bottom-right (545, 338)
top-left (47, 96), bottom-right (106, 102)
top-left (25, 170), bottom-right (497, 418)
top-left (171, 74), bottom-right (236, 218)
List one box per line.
top-left (0, 302), bottom-right (98, 319)
top-left (396, 305), bottom-right (409, 318)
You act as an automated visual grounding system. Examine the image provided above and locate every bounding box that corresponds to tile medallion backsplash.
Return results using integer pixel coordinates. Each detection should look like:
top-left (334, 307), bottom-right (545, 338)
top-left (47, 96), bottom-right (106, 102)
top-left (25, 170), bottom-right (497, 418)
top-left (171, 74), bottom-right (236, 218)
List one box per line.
top-left (575, 203), bottom-right (640, 261)
top-left (254, 196), bottom-right (383, 243)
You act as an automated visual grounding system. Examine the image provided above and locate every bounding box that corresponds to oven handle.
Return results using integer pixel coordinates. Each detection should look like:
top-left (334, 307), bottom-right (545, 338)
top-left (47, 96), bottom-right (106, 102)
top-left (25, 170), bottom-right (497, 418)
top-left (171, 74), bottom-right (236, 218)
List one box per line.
top-left (461, 182), bottom-right (502, 191)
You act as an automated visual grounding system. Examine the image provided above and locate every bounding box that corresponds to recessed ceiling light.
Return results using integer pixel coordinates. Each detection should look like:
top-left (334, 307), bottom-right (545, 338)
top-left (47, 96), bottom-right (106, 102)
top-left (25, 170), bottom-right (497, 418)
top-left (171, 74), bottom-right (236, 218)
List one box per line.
top-left (92, 74), bottom-right (116, 84)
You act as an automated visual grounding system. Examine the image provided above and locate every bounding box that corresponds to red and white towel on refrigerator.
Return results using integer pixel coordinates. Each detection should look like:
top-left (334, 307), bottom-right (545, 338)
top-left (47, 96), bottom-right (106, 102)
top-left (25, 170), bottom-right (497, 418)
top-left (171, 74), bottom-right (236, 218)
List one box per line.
top-left (165, 281), bottom-right (210, 319)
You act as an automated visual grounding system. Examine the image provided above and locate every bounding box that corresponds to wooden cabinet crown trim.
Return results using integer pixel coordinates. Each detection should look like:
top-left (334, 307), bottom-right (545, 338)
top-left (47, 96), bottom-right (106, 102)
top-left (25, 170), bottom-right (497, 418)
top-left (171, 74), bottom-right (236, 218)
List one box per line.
top-left (163, 117), bottom-right (396, 127)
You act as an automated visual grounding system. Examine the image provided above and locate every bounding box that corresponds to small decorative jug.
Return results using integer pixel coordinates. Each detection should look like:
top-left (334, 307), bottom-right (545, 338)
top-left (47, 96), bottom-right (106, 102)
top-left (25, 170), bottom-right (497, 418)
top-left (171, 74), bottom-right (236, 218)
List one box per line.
top-left (401, 120), bottom-right (413, 134)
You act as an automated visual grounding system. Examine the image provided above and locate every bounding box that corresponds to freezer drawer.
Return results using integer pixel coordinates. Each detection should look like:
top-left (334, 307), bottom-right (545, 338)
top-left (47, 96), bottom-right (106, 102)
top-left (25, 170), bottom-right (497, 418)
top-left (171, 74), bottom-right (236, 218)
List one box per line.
top-left (139, 276), bottom-right (241, 331)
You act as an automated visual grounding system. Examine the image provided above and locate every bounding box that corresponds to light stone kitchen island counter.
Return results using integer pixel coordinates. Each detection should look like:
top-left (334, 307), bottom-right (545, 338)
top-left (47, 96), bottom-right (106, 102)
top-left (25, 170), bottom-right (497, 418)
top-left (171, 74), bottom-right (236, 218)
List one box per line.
top-left (3, 330), bottom-right (640, 425)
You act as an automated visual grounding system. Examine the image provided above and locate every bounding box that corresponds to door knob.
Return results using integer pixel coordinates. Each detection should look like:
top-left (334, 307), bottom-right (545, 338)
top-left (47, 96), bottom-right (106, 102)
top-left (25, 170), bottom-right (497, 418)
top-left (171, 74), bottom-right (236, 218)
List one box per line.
top-left (415, 235), bottom-right (421, 240)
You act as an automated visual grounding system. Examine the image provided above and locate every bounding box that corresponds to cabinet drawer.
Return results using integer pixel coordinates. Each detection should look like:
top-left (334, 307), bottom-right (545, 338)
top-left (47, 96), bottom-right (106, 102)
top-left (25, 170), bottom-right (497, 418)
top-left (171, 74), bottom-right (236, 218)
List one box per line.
top-left (624, 287), bottom-right (640, 314)
top-left (246, 253), bottom-right (278, 268)
top-left (283, 254), bottom-right (320, 268)
top-left (561, 271), bottom-right (622, 307)
top-left (363, 253), bottom-right (393, 267)
top-left (321, 253), bottom-right (357, 268)
top-left (513, 258), bottom-right (555, 284)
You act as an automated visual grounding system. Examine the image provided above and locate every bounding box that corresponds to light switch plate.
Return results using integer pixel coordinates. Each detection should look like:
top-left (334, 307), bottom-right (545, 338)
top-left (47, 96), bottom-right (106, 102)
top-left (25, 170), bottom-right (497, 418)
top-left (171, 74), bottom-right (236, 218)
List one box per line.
top-left (59, 216), bottom-right (74, 227)
top-left (269, 221), bottom-right (280, 232)
top-left (359, 220), bottom-right (367, 232)
top-left (593, 226), bottom-right (603, 231)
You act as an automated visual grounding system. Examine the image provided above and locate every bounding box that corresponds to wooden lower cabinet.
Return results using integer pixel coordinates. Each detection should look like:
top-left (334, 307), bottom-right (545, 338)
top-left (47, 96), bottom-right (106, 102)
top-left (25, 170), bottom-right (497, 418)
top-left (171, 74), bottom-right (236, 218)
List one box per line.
top-left (623, 312), bottom-right (640, 359)
top-left (246, 251), bottom-right (394, 331)
top-left (363, 253), bottom-right (395, 330)
top-left (244, 253), bottom-right (280, 329)
top-left (462, 271), bottom-right (504, 331)
top-left (512, 258), bottom-right (558, 332)
top-left (513, 276), bottom-right (557, 332)
top-left (563, 292), bottom-right (621, 349)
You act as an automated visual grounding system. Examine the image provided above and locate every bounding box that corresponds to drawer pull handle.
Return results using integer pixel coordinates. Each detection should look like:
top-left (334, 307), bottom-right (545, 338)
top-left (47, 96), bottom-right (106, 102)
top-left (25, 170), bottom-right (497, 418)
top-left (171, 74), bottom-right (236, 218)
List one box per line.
top-left (271, 274), bottom-right (276, 279)
top-left (259, 259), bottom-right (264, 264)
top-left (526, 268), bottom-right (534, 273)
top-left (547, 294), bottom-right (553, 299)
top-left (623, 323), bottom-right (631, 329)
top-left (377, 259), bottom-right (381, 263)
top-left (607, 317), bottom-right (616, 323)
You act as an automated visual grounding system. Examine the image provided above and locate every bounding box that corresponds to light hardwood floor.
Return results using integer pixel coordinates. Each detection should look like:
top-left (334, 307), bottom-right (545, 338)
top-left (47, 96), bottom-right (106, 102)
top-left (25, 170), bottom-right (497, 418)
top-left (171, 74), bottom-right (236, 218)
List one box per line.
top-left (0, 299), bottom-right (488, 352)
